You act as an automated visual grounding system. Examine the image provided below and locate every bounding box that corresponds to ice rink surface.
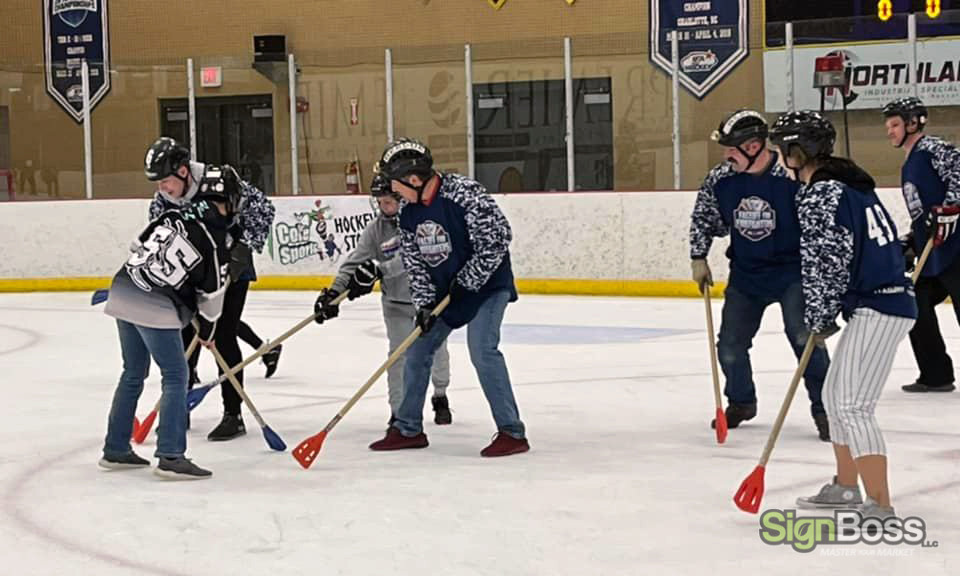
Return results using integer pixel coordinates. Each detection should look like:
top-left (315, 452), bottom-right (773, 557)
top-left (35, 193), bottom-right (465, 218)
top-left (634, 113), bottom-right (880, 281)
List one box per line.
top-left (0, 291), bottom-right (957, 575)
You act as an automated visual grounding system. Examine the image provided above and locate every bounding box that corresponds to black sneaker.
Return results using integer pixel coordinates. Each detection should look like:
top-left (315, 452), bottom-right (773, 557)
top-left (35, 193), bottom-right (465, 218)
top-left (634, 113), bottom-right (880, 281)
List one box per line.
top-left (711, 402), bottom-right (757, 429)
top-left (432, 396), bottom-right (452, 425)
top-left (207, 414), bottom-right (246, 441)
top-left (154, 457), bottom-right (212, 480)
top-left (814, 412), bottom-right (831, 442)
top-left (98, 451), bottom-right (150, 470)
top-left (262, 343), bottom-right (282, 379)
top-left (902, 381), bottom-right (955, 393)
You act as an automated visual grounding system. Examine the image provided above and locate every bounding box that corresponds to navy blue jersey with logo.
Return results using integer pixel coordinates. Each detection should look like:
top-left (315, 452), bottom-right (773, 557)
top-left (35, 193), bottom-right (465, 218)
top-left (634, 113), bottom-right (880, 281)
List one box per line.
top-left (689, 153), bottom-right (802, 297)
top-left (798, 161), bottom-right (917, 334)
top-left (901, 135), bottom-right (960, 277)
top-left (398, 173), bottom-right (517, 329)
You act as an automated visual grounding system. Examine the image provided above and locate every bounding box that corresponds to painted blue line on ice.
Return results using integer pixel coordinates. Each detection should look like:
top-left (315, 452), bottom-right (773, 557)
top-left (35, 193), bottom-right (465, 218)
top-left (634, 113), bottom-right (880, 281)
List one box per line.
top-left (446, 324), bottom-right (695, 345)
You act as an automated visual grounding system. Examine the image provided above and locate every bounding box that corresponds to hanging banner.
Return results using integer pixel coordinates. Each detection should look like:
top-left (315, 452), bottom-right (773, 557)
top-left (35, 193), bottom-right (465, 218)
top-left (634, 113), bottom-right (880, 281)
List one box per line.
top-left (43, 0), bottom-right (111, 123)
top-left (764, 39), bottom-right (960, 112)
top-left (649, 0), bottom-right (749, 99)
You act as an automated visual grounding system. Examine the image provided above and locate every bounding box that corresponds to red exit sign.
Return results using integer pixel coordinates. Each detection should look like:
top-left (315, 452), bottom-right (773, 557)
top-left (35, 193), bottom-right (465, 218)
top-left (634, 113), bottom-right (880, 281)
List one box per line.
top-left (201, 66), bottom-right (222, 88)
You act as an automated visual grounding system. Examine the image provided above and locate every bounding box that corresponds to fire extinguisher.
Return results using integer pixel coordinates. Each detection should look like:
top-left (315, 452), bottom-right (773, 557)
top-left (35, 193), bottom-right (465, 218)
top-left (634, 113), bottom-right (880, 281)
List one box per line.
top-left (344, 159), bottom-right (360, 195)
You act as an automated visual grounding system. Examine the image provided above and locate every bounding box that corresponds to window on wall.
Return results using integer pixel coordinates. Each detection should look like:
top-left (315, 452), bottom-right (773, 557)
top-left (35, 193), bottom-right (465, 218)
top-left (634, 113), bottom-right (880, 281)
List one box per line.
top-left (472, 77), bottom-right (613, 193)
top-left (765, 0), bottom-right (960, 47)
top-left (159, 95), bottom-right (276, 195)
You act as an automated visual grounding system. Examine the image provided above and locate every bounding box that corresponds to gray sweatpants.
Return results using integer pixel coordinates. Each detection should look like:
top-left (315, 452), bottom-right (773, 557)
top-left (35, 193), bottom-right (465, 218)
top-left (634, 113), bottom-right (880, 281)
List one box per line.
top-left (383, 299), bottom-right (450, 415)
top-left (824, 308), bottom-right (914, 459)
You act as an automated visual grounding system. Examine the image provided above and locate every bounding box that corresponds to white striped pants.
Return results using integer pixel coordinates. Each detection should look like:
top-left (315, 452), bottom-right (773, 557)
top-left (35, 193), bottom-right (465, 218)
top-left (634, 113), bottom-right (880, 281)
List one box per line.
top-left (824, 308), bottom-right (914, 458)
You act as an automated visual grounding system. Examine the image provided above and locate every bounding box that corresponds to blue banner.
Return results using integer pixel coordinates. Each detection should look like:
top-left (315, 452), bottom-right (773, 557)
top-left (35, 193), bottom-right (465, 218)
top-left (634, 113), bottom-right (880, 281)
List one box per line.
top-left (649, 0), bottom-right (748, 99)
top-left (43, 0), bottom-right (111, 123)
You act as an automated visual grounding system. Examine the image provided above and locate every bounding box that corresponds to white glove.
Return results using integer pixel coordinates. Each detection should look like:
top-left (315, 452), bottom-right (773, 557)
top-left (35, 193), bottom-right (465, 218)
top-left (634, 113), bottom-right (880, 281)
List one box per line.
top-left (691, 258), bottom-right (713, 294)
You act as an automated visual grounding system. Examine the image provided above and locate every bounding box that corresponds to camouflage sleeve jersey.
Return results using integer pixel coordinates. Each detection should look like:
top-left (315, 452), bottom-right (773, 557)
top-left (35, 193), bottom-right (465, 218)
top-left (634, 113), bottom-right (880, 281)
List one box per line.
top-left (399, 173), bottom-right (515, 323)
top-left (146, 163), bottom-right (275, 254)
top-left (915, 136), bottom-right (960, 206)
top-left (148, 192), bottom-right (178, 221)
top-left (689, 162), bottom-right (735, 259)
top-left (234, 176), bottom-right (275, 253)
top-left (797, 181), bottom-right (854, 334)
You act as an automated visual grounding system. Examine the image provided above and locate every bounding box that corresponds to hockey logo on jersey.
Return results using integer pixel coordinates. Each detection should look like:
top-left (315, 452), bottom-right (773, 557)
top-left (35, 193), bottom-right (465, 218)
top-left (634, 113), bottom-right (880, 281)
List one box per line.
top-left (380, 235), bottom-right (401, 260)
top-left (415, 220), bottom-right (452, 267)
top-left (126, 221), bottom-right (203, 292)
top-left (734, 196), bottom-right (777, 242)
top-left (902, 181), bottom-right (923, 221)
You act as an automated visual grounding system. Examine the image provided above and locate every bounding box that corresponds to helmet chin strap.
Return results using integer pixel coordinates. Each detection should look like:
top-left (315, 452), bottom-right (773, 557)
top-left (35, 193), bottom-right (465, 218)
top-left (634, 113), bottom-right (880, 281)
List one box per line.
top-left (735, 143), bottom-right (763, 171)
top-left (896, 118), bottom-right (920, 148)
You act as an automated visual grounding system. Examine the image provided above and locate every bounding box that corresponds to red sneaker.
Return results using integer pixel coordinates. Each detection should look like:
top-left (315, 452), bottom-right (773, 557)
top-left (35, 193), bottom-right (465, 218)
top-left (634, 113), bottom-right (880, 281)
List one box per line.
top-left (480, 433), bottom-right (530, 457)
top-left (369, 427), bottom-right (429, 451)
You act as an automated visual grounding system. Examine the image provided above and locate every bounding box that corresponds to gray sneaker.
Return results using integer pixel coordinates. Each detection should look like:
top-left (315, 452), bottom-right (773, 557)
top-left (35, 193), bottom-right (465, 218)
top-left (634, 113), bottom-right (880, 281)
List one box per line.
top-left (859, 497), bottom-right (896, 521)
top-left (98, 451), bottom-right (150, 470)
top-left (796, 476), bottom-right (863, 509)
top-left (154, 457), bottom-right (212, 480)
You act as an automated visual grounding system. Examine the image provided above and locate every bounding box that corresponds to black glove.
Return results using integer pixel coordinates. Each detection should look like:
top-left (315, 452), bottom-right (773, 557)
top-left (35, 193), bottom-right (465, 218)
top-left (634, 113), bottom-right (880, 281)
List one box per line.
top-left (416, 304), bottom-right (438, 334)
top-left (812, 323), bottom-right (840, 345)
top-left (313, 288), bottom-right (341, 324)
top-left (346, 260), bottom-right (381, 300)
top-left (900, 234), bottom-right (917, 274)
top-left (448, 277), bottom-right (468, 302)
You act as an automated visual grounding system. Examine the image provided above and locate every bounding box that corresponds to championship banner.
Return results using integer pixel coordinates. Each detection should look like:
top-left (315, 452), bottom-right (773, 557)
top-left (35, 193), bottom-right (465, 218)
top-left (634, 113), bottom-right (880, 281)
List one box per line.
top-left (43, 0), bottom-right (111, 123)
top-left (764, 39), bottom-right (960, 112)
top-left (649, 0), bottom-right (749, 99)
top-left (259, 196), bottom-right (376, 276)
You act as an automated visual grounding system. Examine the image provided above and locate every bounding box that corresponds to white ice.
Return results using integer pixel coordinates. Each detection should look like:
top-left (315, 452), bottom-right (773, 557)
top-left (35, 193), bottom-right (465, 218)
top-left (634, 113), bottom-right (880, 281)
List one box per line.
top-left (0, 291), bottom-right (957, 575)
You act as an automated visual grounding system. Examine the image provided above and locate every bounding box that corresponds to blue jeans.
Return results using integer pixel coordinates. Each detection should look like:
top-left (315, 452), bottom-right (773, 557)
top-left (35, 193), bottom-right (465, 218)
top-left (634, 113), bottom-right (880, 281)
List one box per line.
top-left (103, 319), bottom-right (189, 459)
top-left (395, 289), bottom-right (525, 438)
top-left (717, 282), bottom-right (829, 416)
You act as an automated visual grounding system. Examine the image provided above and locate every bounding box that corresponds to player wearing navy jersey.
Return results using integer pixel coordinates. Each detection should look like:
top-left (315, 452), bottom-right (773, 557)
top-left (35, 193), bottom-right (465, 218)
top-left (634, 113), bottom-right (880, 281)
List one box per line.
top-left (883, 97), bottom-right (960, 393)
top-left (367, 138), bottom-right (528, 457)
top-left (690, 110), bottom-right (830, 440)
top-left (313, 173), bottom-right (453, 425)
top-left (100, 158), bottom-right (241, 479)
top-left (144, 137), bottom-right (277, 441)
top-left (771, 110), bottom-right (917, 519)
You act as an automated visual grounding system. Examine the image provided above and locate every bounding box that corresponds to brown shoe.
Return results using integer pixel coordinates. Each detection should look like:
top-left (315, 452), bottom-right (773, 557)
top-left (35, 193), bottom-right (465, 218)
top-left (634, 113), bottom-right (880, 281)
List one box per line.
top-left (480, 432), bottom-right (530, 457)
top-left (369, 426), bottom-right (429, 451)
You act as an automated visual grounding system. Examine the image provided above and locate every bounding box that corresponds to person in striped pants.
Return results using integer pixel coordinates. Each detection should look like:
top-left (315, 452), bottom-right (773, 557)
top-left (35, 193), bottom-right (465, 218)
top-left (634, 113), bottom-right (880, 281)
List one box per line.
top-left (769, 111), bottom-right (918, 520)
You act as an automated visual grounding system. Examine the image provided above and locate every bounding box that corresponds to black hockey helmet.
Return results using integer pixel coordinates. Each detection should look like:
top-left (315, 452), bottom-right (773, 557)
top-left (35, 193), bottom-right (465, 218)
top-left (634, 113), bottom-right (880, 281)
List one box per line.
top-left (769, 110), bottom-right (836, 165)
top-left (144, 137), bottom-right (190, 182)
top-left (882, 96), bottom-right (927, 127)
top-left (194, 165), bottom-right (243, 216)
top-left (370, 172), bottom-right (392, 198)
top-left (368, 171), bottom-right (401, 219)
top-left (711, 110), bottom-right (769, 147)
top-left (377, 138), bottom-right (434, 182)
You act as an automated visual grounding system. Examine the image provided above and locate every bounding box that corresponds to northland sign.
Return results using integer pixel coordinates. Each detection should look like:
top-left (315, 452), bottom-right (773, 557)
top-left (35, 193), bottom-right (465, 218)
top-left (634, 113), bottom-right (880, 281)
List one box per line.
top-left (764, 39), bottom-right (960, 112)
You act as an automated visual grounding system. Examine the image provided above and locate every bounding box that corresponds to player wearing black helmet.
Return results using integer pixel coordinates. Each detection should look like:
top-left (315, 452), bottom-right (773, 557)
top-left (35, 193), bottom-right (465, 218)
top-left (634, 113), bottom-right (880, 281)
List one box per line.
top-left (369, 138), bottom-right (529, 457)
top-left (770, 110), bottom-right (916, 520)
top-left (691, 110), bottom-right (831, 440)
top-left (313, 172), bottom-right (454, 425)
top-left (883, 97), bottom-right (960, 393)
top-left (144, 137), bottom-right (277, 440)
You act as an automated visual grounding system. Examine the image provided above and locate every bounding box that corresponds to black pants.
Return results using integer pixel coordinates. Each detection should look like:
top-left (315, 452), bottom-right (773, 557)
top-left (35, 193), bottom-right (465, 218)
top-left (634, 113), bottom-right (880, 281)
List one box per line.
top-left (182, 300), bottom-right (263, 391)
top-left (910, 256), bottom-right (960, 386)
top-left (238, 320), bottom-right (263, 350)
top-left (214, 279), bottom-right (251, 415)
